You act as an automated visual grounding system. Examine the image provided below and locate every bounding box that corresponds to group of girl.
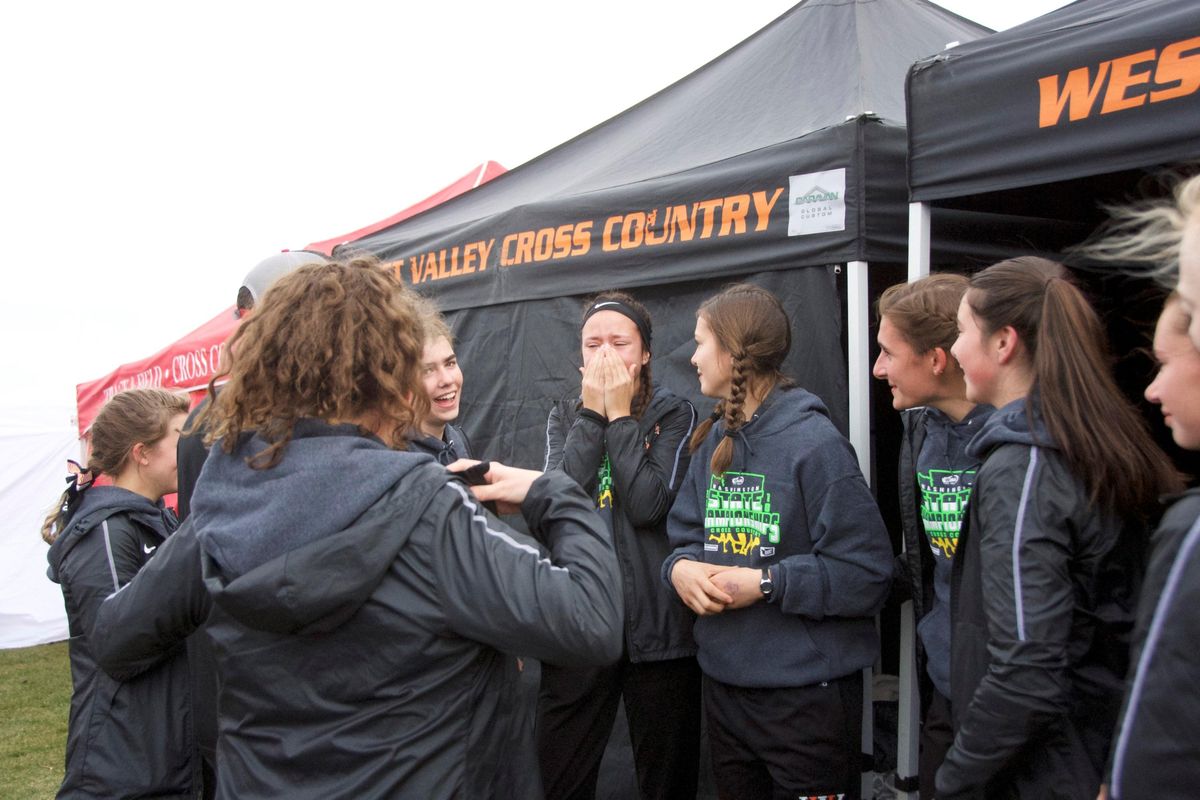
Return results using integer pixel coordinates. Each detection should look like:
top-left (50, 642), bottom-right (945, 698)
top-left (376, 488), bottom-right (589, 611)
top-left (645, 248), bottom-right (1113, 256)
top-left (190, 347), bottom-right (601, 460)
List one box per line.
top-left (43, 181), bottom-right (1200, 800)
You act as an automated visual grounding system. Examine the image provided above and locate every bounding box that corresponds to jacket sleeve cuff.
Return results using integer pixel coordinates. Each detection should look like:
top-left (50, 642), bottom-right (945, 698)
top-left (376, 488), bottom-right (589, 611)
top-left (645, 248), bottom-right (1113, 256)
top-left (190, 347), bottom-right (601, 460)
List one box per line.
top-left (578, 408), bottom-right (607, 426)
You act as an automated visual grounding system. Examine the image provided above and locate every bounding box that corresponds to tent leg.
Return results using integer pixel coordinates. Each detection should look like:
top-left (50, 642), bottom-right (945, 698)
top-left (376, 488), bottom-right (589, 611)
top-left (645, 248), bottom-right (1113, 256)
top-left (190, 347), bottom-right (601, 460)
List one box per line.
top-left (846, 260), bottom-right (875, 798)
top-left (893, 202), bottom-right (931, 800)
top-left (846, 260), bottom-right (871, 483)
top-left (908, 202), bottom-right (931, 281)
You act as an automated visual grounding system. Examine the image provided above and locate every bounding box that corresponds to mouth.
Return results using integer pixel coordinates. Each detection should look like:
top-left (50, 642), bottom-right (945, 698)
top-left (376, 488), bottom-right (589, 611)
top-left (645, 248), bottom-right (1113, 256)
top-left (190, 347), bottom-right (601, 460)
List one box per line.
top-left (433, 391), bottom-right (458, 408)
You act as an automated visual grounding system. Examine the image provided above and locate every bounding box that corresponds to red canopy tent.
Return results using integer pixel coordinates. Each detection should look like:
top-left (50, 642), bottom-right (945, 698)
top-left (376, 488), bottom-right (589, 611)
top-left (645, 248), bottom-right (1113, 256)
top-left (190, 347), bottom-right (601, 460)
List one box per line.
top-left (305, 161), bottom-right (507, 255)
top-left (76, 162), bottom-right (507, 435)
top-left (75, 307), bottom-right (238, 435)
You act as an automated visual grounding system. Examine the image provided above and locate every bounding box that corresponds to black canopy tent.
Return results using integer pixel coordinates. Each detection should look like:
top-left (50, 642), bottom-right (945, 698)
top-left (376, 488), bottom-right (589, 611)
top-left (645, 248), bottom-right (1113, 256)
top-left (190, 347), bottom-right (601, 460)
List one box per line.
top-left (346, 3), bottom-right (990, 796)
top-left (351, 0), bottom-right (987, 478)
top-left (904, 5), bottom-right (1200, 798)
top-left (907, 0), bottom-right (1200, 267)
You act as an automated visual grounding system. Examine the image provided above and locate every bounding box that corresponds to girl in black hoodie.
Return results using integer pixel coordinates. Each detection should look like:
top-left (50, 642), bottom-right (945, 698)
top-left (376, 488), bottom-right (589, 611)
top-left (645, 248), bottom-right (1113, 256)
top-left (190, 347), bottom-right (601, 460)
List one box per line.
top-left (43, 388), bottom-right (192, 799)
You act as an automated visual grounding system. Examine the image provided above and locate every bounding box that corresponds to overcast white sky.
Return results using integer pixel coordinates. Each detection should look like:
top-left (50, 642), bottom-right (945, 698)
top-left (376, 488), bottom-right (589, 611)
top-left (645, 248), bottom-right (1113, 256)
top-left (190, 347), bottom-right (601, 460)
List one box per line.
top-left (1, 0), bottom-right (1069, 426)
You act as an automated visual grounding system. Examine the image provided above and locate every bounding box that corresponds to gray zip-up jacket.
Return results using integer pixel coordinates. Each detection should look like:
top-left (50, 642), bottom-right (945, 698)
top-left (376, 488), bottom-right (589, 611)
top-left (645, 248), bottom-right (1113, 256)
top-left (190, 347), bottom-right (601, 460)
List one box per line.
top-left (190, 420), bottom-right (622, 800)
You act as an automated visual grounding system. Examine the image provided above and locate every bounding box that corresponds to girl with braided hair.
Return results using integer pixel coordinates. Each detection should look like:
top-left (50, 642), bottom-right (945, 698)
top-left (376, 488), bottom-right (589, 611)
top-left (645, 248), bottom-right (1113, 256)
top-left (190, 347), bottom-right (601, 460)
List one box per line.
top-left (540, 290), bottom-right (702, 800)
top-left (663, 283), bottom-right (892, 800)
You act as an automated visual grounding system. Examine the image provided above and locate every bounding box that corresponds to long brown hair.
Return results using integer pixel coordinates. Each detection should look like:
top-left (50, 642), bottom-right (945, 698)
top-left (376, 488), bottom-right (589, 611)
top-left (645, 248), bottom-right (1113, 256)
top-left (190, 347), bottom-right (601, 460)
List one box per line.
top-left (41, 388), bottom-right (189, 543)
top-left (689, 283), bottom-right (792, 476)
top-left (582, 290), bottom-right (654, 420)
top-left (966, 257), bottom-right (1181, 514)
top-left (202, 257), bottom-right (428, 468)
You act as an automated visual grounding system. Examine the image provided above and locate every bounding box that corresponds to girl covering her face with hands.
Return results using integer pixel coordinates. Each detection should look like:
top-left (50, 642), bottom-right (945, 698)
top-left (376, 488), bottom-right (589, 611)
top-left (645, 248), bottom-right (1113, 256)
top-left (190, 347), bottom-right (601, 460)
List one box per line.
top-left (541, 291), bottom-right (702, 800)
top-left (663, 283), bottom-right (892, 800)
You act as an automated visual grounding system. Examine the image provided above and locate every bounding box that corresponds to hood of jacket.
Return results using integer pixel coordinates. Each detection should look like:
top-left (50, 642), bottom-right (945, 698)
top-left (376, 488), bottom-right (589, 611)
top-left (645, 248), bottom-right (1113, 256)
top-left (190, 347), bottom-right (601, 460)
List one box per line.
top-left (46, 485), bottom-right (173, 583)
top-left (714, 385), bottom-right (830, 456)
top-left (407, 423), bottom-right (470, 464)
top-left (191, 419), bottom-right (440, 634)
top-left (965, 394), bottom-right (1056, 461)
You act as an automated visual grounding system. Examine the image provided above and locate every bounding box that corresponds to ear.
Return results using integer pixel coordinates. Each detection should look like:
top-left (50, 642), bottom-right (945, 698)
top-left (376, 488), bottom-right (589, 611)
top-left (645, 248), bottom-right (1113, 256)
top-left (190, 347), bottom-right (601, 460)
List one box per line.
top-left (993, 325), bottom-right (1023, 366)
top-left (131, 442), bottom-right (150, 466)
top-left (641, 350), bottom-right (650, 366)
top-left (929, 347), bottom-right (949, 377)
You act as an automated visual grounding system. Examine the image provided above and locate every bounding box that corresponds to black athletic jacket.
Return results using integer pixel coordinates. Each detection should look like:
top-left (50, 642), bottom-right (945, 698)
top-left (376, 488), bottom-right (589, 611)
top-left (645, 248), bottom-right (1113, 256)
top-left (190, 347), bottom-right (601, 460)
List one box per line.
top-left (1108, 489), bottom-right (1200, 800)
top-left (191, 420), bottom-right (622, 800)
top-left (46, 486), bottom-right (196, 799)
top-left (895, 408), bottom-right (935, 621)
top-left (406, 421), bottom-right (543, 800)
top-left (409, 422), bottom-right (472, 465)
top-left (544, 386), bottom-right (697, 662)
top-left (937, 398), bottom-right (1143, 799)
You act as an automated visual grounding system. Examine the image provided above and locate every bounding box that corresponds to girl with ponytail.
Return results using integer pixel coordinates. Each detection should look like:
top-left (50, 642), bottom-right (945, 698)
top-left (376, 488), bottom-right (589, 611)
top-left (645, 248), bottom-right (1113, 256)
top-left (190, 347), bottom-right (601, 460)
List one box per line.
top-left (43, 388), bottom-right (194, 799)
top-left (663, 283), bottom-right (892, 800)
top-left (937, 257), bottom-right (1181, 799)
top-left (540, 290), bottom-right (702, 800)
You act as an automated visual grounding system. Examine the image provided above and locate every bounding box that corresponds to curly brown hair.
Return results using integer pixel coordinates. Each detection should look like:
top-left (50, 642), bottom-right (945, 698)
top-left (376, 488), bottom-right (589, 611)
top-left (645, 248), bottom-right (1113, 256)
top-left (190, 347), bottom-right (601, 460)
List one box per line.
top-left (202, 256), bottom-right (428, 468)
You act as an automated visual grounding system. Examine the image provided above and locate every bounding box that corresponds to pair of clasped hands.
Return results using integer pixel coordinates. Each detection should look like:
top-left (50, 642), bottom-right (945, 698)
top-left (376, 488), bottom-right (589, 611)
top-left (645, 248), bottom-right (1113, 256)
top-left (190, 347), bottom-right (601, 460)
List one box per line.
top-left (671, 559), bottom-right (768, 617)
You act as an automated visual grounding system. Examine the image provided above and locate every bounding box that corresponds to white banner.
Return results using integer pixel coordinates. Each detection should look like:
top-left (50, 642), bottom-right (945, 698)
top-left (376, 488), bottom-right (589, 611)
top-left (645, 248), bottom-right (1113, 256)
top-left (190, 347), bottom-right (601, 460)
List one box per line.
top-left (788, 168), bottom-right (846, 236)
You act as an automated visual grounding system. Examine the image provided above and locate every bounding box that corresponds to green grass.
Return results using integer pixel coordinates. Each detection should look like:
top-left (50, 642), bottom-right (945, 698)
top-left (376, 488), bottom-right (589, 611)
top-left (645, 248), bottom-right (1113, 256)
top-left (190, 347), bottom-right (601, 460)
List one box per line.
top-left (0, 641), bottom-right (70, 799)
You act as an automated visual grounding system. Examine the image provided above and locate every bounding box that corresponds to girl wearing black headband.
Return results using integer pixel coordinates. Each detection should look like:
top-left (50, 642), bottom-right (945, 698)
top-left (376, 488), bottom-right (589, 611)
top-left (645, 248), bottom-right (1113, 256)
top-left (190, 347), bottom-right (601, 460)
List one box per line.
top-left (540, 290), bottom-right (702, 800)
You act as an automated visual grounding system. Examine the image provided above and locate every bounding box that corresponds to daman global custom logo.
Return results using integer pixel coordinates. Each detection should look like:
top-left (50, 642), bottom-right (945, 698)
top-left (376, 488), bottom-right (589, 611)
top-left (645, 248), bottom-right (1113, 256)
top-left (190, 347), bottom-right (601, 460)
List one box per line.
top-left (788, 168), bottom-right (846, 236)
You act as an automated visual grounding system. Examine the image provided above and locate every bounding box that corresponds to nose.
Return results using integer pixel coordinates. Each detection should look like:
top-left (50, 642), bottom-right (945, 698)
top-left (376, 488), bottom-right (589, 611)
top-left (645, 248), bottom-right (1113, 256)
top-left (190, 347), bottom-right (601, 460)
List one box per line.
top-left (1144, 374), bottom-right (1161, 404)
top-left (871, 351), bottom-right (886, 379)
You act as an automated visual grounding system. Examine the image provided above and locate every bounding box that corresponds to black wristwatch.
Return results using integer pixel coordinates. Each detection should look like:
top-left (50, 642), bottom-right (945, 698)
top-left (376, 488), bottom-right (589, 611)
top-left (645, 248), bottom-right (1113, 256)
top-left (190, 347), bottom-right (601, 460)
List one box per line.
top-left (759, 566), bottom-right (775, 601)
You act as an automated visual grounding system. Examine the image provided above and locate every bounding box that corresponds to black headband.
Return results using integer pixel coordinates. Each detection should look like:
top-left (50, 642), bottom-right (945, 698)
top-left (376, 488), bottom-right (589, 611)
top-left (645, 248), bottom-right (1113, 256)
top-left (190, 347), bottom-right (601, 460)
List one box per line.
top-left (582, 300), bottom-right (652, 349)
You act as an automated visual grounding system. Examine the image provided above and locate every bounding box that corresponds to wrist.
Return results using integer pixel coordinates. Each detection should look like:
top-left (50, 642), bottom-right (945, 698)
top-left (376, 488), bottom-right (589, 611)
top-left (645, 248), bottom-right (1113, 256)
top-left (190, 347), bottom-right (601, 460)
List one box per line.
top-left (759, 565), bottom-right (777, 603)
top-left (578, 407), bottom-right (608, 425)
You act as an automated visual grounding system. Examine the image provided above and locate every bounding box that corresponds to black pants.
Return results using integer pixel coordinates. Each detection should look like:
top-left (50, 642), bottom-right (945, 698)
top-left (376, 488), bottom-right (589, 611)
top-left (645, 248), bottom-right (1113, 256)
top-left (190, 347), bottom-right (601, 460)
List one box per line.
top-left (538, 655), bottom-right (702, 800)
top-left (703, 672), bottom-right (862, 800)
top-left (918, 688), bottom-right (953, 800)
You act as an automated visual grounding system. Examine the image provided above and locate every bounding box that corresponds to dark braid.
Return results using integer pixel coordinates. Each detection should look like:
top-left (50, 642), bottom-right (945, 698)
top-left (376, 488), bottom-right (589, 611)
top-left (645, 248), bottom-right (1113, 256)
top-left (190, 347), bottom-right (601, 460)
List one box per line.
top-left (690, 403), bottom-right (724, 452)
top-left (631, 360), bottom-right (654, 420)
top-left (710, 352), bottom-right (749, 475)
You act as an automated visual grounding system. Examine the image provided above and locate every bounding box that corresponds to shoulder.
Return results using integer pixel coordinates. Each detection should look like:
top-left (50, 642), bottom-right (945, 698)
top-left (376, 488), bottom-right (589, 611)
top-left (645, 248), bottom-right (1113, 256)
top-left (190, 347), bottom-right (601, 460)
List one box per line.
top-left (645, 387), bottom-right (696, 422)
top-left (547, 397), bottom-right (579, 422)
top-left (1156, 490), bottom-right (1200, 543)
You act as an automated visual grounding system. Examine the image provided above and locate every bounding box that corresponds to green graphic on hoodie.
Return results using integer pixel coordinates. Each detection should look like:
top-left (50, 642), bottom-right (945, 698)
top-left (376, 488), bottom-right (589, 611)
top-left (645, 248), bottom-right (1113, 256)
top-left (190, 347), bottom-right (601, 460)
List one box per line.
top-left (704, 471), bottom-right (780, 557)
top-left (917, 467), bottom-right (976, 559)
top-left (597, 455), bottom-right (614, 510)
